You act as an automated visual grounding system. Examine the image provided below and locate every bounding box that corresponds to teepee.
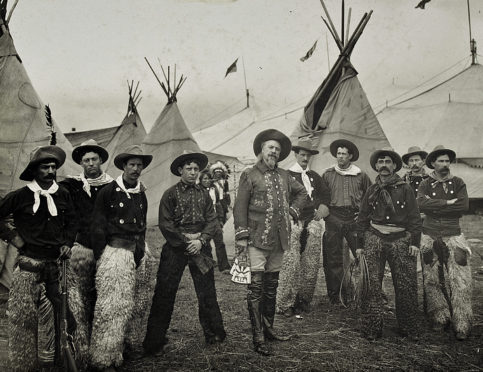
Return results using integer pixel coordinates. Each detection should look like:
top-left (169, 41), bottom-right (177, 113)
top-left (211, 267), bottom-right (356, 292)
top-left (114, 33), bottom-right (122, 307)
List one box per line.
top-left (0, 1), bottom-right (78, 197)
top-left (103, 81), bottom-right (147, 177)
top-left (287, 4), bottom-right (390, 178)
top-left (141, 62), bottom-right (201, 224)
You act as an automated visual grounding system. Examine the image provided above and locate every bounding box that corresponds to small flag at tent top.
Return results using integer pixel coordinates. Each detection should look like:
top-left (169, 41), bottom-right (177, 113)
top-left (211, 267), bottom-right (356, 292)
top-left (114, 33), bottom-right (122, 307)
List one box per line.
top-left (300, 40), bottom-right (318, 62)
top-left (224, 58), bottom-right (238, 78)
top-left (415, 0), bottom-right (431, 9)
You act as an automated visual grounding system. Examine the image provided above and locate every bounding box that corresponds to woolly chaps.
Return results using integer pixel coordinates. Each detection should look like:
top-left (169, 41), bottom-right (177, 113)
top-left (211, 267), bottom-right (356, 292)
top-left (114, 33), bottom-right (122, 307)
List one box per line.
top-left (360, 231), bottom-right (418, 338)
top-left (8, 268), bottom-right (41, 371)
top-left (125, 244), bottom-right (159, 348)
top-left (421, 233), bottom-right (473, 337)
top-left (89, 246), bottom-right (136, 369)
top-left (276, 223), bottom-right (302, 313)
top-left (68, 242), bottom-right (96, 369)
top-left (298, 220), bottom-right (324, 306)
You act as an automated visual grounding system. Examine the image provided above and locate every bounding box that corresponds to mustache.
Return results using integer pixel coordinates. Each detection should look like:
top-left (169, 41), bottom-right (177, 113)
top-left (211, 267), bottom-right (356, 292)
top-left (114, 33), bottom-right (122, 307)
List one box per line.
top-left (45, 174), bottom-right (55, 179)
top-left (411, 164), bottom-right (420, 169)
top-left (379, 166), bottom-right (390, 172)
top-left (441, 166), bottom-right (449, 171)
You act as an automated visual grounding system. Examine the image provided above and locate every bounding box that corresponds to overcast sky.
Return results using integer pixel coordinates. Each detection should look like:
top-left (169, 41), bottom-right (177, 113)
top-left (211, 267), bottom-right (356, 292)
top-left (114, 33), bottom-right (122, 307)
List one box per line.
top-left (6, 0), bottom-right (483, 134)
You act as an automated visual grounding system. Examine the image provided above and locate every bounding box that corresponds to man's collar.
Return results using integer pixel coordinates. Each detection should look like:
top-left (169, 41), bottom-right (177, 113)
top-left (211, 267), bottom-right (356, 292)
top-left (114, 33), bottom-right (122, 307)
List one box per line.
top-left (256, 159), bottom-right (278, 173)
top-left (178, 180), bottom-right (199, 190)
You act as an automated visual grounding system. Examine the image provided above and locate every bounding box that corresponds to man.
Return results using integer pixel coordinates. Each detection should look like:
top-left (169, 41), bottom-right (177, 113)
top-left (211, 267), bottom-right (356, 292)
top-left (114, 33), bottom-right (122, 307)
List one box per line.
top-left (0, 145), bottom-right (77, 370)
top-left (356, 147), bottom-right (422, 341)
top-left (402, 146), bottom-right (428, 195)
top-left (277, 137), bottom-right (327, 316)
top-left (233, 129), bottom-right (307, 356)
top-left (143, 151), bottom-right (226, 356)
top-left (89, 145), bottom-right (151, 371)
top-left (207, 161), bottom-right (231, 272)
top-left (417, 145), bottom-right (472, 340)
top-left (319, 139), bottom-right (372, 304)
top-left (60, 139), bottom-right (113, 364)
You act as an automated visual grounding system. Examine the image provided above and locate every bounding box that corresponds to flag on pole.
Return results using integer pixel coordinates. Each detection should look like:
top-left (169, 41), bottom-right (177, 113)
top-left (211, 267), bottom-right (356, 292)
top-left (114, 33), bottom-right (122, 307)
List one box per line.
top-left (300, 40), bottom-right (318, 62)
top-left (224, 58), bottom-right (238, 78)
top-left (415, 0), bottom-right (431, 9)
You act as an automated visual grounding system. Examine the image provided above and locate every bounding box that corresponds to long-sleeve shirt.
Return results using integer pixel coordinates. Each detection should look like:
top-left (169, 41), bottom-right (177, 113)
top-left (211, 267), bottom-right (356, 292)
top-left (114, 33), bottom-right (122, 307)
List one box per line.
top-left (90, 181), bottom-right (147, 259)
top-left (159, 181), bottom-right (218, 250)
top-left (233, 160), bottom-right (307, 251)
top-left (288, 169), bottom-right (329, 221)
top-left (357, 179), bottom-right (422, 247)
top-left (403, 171), bottom-right (428, 196)
top-left (0, 185), bottom-right (78, 259)
top-left (60, 178), bottom-right (111, 248)
top-left (321, 167), bottom-right (372, 212)
top-left (416, 175), bottom-right (468, 237)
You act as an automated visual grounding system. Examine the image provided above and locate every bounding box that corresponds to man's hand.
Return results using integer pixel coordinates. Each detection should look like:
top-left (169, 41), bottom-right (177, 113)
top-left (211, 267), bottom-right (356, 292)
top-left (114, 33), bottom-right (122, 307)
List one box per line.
top-left (186, 239), bottom-right (202, 255)
top-left (59, 245), bottom-right (72, 260)
top-left (408, 245), bottom-right (419, 257)
top-left (10, 234), bottom-right (24, 249)
top-left (314, 204), bottom-right (329, 221)
top-left (447, 198), bottom-right (458, 205)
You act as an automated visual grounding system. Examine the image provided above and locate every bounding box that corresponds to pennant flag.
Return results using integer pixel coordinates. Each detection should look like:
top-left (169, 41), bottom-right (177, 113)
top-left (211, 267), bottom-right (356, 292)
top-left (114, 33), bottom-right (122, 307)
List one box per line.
top-left (224, 58), bottom-right (238, 78)
top-left (415, 0), bottom-right (431, 9)
top-left (300, 40), bottom-right (318, 62)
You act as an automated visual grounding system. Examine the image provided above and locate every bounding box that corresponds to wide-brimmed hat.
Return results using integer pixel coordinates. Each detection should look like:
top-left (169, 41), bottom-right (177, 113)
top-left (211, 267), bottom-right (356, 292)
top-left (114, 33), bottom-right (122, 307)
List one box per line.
top-left (329, 139), bottom-right (359, 161)
top-left (370, 147), bottom-right (403, 172)
top-left (72, 139), bottom-right (109, 164)
top-left (253, 129), bottom-right (292, 162)
top-left (20, 145), bottom-right (66, 181)
top-left (425, 145), bottom-right (456, 169)
top-left (402, 146), bottom-right (428, 165)
top-left (170, 150), bottom-right (208, 176)
top-left (292, 136), bottom-right (319, 155)
top-left (113, 145), bottom-right (153, 170)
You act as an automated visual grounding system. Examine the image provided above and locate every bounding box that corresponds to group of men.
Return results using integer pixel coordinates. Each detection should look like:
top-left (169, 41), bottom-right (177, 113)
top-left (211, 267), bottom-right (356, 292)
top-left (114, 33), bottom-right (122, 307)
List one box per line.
top-left (0, 127), bottom-right (474, 370)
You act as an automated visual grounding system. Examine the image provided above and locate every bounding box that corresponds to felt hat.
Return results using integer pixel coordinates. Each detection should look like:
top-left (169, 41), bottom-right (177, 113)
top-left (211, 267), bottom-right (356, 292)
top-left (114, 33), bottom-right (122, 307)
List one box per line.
top-left (329, 139), bottom-right (359, 161)
top-left (170, 150), bottom-right (208, 176)
top-left (72, 139), bottom-right (109, 164)
top-left (113, 145), bottom-right (153, 170)
top-left (19, 145), bottom-right (66, 181)
top-left (292, 136), bottom-right (319, 155)
top-left (402, 146), bottom-right (428, 165)
top-left (425, 145), bottom-right (456, 169)
top-left (253, 129), bottom-right (292, 162)
top-left (370, 147), bottom-right (403, 173)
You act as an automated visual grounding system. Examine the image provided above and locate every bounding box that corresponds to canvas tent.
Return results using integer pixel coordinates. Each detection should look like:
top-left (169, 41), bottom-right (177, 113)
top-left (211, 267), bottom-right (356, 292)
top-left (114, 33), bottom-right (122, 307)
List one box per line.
top-left (65, 126), bottom-right (118, 148)
top-left (0, 3), bottom-right (78, 198)
top-left (377, 62), bottom-right (483, 199)
top-left (141, 64), bottom-right (202, 224)
top-left (287, 8), bottom-right (389, 178)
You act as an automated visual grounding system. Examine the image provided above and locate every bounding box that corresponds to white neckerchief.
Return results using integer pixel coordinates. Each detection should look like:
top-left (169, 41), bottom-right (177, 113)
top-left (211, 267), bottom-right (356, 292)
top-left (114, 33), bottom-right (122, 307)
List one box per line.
top-left (289, 162), bottom-right (313, 198)
top-left (26, 180), bottom-right (59, 216)
top-left (68, 172), bottom-right (114, 197)
top-left (115, 175), bottom-right (142, 199)
top-left (333, 164), bottom-right (361, 176)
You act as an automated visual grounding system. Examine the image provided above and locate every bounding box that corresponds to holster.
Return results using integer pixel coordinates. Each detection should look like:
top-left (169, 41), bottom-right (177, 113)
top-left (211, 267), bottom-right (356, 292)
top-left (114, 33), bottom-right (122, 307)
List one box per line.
top-left (17, 255), bottom-right (46, 273)
top-left (108, 236), bottom-right (145, 267)
top-left (189, 252), bottom-right (216, 275)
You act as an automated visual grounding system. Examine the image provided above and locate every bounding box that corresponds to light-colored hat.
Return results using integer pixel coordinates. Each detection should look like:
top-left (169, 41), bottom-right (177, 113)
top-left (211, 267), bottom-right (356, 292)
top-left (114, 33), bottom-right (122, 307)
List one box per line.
top-left (402, 146), bottom-right (428, 165)
top-left (113, 145), bottom-right (153, 170)
top-left (72, 139), bottom-right (109, 164)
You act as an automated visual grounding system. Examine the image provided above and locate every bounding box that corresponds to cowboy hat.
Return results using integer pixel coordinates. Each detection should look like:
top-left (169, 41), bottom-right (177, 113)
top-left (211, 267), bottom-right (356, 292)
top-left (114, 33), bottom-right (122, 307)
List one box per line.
top-left (425, 145), bottom-right (456, 169)
top-left (20, 145), bottom-right (66, 181)
top-left (370, 147), bottom-right (403, 172)
top-left (402, 146), bottom-right (428, 165)
top-left (292, 136), bottom-right (319, 155)
top-left (113, 145), bottom-right (153, 170)
top-left (329, 139), bottom-right (359, 162)
top-left (253, 129), bottom-right (292, 162)
top-left (170, 150), bottom-right (208, 176)
top-left (72, 139), bottom-right (109, 164)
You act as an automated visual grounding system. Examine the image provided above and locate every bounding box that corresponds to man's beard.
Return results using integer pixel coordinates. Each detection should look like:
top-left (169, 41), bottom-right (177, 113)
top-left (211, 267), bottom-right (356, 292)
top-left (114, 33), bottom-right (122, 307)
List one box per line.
top-left (265, 156), bottom-right (277, 169)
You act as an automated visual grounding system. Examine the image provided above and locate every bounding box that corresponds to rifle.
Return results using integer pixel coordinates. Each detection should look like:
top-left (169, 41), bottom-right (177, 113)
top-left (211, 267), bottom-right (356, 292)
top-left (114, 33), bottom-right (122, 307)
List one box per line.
top-left (60, 259), bottom-right (79, 372)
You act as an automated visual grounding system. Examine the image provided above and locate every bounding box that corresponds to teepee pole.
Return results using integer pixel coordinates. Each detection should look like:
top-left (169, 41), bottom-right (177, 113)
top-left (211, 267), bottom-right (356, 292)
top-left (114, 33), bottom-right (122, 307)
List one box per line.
top-left (345, 8), bottom-right (351, 46)
top-left (145, 57), bottom-right (169, 97)
top-left (341, 0), bottom-right (345, 47)
top-left (242, 56), bottom-right (249, 108)
top-left (6, 0), bottom-right (19, 25)
top-left (320, 0), bottom-right (343, 47)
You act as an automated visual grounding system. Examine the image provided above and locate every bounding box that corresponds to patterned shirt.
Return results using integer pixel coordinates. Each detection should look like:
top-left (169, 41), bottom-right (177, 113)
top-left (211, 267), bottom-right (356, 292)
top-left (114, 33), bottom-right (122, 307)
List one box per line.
top-left (403, 170), bottom-right (428, 196)
top-left (159, 181), bottom-right (217, 249)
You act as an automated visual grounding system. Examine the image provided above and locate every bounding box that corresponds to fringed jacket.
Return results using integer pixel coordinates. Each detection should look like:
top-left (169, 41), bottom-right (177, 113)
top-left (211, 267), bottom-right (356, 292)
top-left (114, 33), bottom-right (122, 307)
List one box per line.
top-left (233, 160), bottom-right (307, 251)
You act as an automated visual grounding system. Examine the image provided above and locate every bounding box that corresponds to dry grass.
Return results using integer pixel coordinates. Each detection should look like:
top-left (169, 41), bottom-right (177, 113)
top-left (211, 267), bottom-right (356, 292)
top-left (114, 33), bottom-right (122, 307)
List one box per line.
top-left (1, 228), bottom-right (482, 371)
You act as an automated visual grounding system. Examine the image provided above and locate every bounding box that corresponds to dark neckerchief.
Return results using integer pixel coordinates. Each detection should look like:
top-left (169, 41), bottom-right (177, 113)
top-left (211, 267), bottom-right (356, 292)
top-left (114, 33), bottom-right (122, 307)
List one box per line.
top-left (368, 173), bottom-right (406, 215)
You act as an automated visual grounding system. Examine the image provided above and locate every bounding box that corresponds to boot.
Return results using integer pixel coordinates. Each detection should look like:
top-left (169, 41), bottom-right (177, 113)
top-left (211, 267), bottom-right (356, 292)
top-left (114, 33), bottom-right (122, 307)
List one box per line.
top-left (262, 272), bottom-right (293, 341)
top-left (247, 272), bottom-right (270, 356)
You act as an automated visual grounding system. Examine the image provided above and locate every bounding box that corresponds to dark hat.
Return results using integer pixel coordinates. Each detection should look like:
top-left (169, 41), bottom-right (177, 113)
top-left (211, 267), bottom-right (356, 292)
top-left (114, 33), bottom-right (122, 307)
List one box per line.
top-left (253, 129), bottom-right (292, 162)
top-left (425, 145), bottom-right (456, 169)
top-left (329, 139), bottom-right (359, 161)
top-left (402, 146), bottom-right (428, 165)
top-left (370, 147), bottom-right (403, 173)
top-left (292, 136), bottom-right (319, 155)
top-left (170, 150), bottom-right (208, 176)
top-left (72, 139), bottom-right (109, 164)
top-left (19, 145), bottom-right (66, 181)
top-left (113, 145), bottom-right (153, 170)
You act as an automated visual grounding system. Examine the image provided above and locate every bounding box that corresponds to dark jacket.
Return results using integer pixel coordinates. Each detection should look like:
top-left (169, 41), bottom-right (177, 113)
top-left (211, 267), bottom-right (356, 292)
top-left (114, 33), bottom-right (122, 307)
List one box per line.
top-left (288, 169), bottom-right (328, 222)
top-left (403, 171), bottom-right (429, 196)
top-left (233, 160), bottom-right (307, 251)
top-left (0, 185), bottom-right (78, 259)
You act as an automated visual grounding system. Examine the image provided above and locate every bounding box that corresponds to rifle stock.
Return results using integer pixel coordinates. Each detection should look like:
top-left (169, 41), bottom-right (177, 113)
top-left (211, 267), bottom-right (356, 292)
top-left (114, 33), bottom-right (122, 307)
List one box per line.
top-left (61, 259), bottom-right (79, 372)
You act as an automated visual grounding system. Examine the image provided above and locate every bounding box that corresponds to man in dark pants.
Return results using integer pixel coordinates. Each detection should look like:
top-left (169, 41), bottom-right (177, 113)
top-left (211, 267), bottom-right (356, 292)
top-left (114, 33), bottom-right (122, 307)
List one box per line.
top-left (0, 145), bottom-right (77, 371)
top-left (143, 151), bottom-right (226, 356)
top-left (320, 139), bottom-right (372, 304)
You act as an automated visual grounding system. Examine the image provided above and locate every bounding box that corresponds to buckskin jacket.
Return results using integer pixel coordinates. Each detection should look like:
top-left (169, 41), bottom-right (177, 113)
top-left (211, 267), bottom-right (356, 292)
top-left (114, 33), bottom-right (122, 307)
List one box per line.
top-left (233, 160), bottom-right (307, 251)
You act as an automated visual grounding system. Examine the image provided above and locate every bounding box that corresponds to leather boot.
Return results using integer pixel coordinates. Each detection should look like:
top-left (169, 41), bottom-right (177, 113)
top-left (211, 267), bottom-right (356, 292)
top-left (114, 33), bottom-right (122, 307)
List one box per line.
top-left (262, 272), bottom-right (293, 341)
top-left (247, 271), bottom-right (270, 356)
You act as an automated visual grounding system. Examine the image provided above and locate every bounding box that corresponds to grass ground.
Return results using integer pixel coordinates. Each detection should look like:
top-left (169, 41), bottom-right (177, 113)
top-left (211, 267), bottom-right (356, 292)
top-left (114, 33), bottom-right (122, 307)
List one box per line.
top-left (1, 227), bottom-right (482, 371)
